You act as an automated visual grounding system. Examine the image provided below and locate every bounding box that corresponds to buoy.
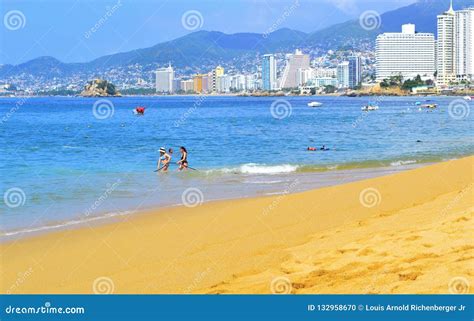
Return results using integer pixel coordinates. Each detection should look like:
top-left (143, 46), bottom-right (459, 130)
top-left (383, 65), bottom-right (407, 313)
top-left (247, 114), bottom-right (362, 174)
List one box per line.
top-left (134, 106), bottom-right (145, 115)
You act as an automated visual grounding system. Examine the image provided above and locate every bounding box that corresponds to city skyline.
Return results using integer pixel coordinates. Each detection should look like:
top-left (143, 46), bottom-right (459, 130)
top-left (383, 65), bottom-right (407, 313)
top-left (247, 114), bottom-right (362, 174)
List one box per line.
top-left (153, 1), bottom-right (471, 95)
top-left (1, 0), bottom-right (472, 94)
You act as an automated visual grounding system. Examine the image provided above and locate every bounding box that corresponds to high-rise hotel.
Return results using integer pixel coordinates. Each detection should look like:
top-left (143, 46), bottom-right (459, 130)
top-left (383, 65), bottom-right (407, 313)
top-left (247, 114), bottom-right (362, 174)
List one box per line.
top-left (376, 24), bottom-right (436, 81)
top-left (337, 61), bottom-right (350, 88)
top-left (348, 56), bottom-right (362, 88)
top-left (262, 54), bottom-right (277, 91)
top-left (211, 66), bottom-right (225, 93)
top-left (280, 49), bottom-right (310, 89)
top-left (155, 64), bottom-right (175, 93)
top-left (437, 1), bottom-right (473, 85)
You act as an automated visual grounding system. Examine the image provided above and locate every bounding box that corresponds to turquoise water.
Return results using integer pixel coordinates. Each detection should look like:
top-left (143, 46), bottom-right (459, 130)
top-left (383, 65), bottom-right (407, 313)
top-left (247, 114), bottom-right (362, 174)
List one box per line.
top-left (1, 96), bottom-right (473, 236)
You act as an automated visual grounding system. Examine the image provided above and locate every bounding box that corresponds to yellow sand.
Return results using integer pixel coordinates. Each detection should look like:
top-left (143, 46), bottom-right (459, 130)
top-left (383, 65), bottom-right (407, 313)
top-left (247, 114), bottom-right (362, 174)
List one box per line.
top-left (1, 157), bottom-right (473, 294)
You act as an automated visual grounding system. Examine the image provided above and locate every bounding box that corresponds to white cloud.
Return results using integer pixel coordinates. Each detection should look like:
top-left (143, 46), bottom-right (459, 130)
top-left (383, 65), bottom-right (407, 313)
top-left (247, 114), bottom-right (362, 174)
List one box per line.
top-left (326, 0), bottom-right (359, 14)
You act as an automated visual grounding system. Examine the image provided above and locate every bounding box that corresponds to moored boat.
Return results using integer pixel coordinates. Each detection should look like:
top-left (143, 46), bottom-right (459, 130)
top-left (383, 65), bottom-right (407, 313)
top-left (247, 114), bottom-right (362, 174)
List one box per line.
top-left (308, 101), bottom-right (323, 107)
top-left (361, 103), bottom-right (379, 111)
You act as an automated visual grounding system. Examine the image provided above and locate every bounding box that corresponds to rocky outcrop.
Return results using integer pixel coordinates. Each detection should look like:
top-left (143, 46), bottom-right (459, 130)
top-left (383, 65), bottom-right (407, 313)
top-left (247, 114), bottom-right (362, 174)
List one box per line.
top-left (80, 79), bottom-right (121, 97)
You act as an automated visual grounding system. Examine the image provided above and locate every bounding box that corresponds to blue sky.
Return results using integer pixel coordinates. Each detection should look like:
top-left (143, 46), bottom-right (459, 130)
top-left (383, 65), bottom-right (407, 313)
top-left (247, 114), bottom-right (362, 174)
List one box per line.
top-left (0, 0), bottom-right (416, 65)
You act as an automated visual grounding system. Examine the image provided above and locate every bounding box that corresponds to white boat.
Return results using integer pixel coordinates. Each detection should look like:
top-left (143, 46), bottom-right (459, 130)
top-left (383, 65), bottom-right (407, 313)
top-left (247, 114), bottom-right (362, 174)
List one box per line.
top-left (308, 102), bottom-right (323, 107)
top-left (361, 105), bottom-right (379, 111)
top-left (464, 96), bottom-right (472, 101)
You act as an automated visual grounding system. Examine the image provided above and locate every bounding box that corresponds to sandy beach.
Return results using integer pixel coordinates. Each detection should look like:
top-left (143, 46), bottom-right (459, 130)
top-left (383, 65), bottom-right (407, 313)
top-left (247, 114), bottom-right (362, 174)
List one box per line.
top-left (1, 156), bottom-right (472, 294)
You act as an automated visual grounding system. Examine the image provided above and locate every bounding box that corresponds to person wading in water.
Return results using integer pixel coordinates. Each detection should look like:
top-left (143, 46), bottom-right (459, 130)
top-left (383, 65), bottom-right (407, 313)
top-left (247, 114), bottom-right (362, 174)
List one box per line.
top-left (157, 147), bottom-right (171, 172)
top-left (177, 146), bottom-right (188, 171)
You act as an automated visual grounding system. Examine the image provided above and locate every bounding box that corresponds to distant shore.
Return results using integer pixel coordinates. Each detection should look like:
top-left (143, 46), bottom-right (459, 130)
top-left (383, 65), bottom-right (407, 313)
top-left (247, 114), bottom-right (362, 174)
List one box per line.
top-left (1, 92), bottom-right (473, 98)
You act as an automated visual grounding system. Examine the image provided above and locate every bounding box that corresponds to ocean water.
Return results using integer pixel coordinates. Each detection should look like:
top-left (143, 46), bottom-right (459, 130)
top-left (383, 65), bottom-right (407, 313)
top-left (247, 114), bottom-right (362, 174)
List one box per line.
top-left (1, 96), bottom-right (473, 237)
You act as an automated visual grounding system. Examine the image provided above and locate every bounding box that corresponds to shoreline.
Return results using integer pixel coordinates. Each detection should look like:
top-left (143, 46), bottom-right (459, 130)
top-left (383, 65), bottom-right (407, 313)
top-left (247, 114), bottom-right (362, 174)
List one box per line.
top-left (1, 93), bottom-right (473, 98)
top-left (0, 161), bottom-right (430, 242)
top-left (1, 156), bottom-right (472, 294)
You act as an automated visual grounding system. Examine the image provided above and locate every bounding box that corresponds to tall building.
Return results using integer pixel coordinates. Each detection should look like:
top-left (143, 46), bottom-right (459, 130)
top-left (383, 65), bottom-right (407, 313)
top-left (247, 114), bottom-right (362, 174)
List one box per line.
top-left (437, 1), bottom-right (473, 85)
top-left (211, 66), bottom-right (225, 93)
top-left (312, 68), bottom-right (337, 78)
top-left (245, 73), bottom-right (260, 91)
top-left (230, 75), bottom-right (246, 91)
top-left (437, 2), bottom-right (456, 85)
top-left (297, 68), bottom-right (312, 87)
top-left (172, 79), bottom-right (181, 92)
top-left (262, 54), bottom-right (277, 91)
top-left (348, 56), bottom-right (362, 88)
top-left (193, 74), bottom-right (204, 93)
top-left (180, 79), bottom-right (194, 92)
top-left (280, 49), bottom-right (310, 89)
top-left (202, 74), bottom-right (209, 93)
top-left (217, 75), bottom-right (231, 93)
top-left (228, 74), bottom-right (259, 92)
top-left (155, 64), bottom-right (174, 93)
top-left (337, 62), bottom-right (350, 88)
top-left (312, 77), bottom-right (338, 88)
top-left (376, 24), bottom-right (435, 81)
top-left (454, 8), bottom-right (474, 82)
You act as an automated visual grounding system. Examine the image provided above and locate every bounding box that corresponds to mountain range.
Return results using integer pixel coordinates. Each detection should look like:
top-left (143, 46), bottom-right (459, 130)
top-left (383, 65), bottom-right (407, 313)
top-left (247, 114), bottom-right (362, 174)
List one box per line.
top-left (0, 0), bottom-right (471, 81)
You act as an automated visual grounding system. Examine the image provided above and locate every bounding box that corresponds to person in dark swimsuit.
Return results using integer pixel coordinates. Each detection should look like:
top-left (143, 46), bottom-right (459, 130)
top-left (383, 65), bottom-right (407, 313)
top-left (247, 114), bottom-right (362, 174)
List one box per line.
top-left (177, 146), bottom-right (188, 171)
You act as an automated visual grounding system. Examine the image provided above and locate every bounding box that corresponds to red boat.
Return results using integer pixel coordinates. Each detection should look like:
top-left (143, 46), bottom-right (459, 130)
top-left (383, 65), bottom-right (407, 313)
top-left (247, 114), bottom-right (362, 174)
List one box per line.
top-left (134, 106), bottom-right (145, 115)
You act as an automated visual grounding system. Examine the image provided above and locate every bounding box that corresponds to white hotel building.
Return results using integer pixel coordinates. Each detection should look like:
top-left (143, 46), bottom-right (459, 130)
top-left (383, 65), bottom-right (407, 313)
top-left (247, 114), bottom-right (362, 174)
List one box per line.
top-left (454, 8), bottom-right (474, 82)
top-left (436, 1), bottom-right (473, 86)
top-left (280, 49), bottom-right (310, 89)
top-left (155, 64), bottom-right (175, 93)
top-left (337, 61), bottom-right (350, 88)
top-left (376, 24), bottom-right (436, 81)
